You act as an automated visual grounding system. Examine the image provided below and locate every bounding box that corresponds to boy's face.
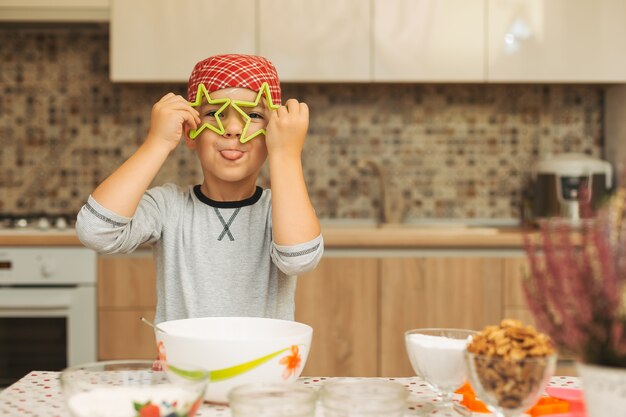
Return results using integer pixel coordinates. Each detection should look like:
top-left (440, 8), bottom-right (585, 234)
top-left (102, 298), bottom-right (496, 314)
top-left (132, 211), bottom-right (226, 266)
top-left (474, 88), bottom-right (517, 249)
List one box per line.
top-left (185, 87), bottom-right (271, 185)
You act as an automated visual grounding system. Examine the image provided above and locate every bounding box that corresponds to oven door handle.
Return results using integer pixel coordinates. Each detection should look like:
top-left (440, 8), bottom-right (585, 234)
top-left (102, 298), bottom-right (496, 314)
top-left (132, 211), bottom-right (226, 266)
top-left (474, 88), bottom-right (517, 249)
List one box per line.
top-left (0, 288), bottom-right (74, 310)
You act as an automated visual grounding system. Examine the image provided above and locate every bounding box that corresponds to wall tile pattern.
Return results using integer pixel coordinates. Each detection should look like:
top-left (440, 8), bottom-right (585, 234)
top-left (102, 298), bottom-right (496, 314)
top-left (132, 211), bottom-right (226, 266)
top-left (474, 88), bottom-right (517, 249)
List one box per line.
top-left (0, 26), bottom-right (604, 222)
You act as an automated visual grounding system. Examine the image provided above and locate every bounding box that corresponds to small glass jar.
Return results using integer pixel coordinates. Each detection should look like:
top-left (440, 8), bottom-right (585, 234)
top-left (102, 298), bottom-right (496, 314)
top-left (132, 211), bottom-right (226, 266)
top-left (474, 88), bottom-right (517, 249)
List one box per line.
top-left (228, 382), bottom-right (317, 417)
top-left (319, 379), bottom-right (408, 417)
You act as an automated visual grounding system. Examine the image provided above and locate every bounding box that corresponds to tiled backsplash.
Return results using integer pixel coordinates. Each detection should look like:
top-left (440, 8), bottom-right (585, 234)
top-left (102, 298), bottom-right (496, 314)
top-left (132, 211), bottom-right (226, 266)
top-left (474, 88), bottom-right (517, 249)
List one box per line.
top-left (0, 25), bottom-right (604, 222)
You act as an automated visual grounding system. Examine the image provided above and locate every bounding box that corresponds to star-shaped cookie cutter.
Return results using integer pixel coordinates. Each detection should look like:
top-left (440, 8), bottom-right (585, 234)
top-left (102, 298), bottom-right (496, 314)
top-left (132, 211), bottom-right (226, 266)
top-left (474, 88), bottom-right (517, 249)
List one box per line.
top-left (188, 83), bottom-right (231, 140)
top-left (188, 82), bottom-right (280, 143)
top-left (231, 82), bottom-right (281, 144)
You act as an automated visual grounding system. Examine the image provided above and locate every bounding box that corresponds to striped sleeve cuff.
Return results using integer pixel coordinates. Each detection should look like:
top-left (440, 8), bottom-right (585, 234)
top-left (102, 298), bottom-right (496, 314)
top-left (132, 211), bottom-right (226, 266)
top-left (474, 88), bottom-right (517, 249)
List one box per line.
top-left (84, 195), bottom-right (132, 227)
top-left (271, 234), bottom-right (324, 276)
top-left (273, 234), bottom-right (322, 257)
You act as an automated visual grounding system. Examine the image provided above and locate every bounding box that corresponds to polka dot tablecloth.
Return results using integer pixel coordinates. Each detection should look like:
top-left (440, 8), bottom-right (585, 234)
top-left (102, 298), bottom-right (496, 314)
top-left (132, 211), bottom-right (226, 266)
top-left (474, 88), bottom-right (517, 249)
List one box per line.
top-left (0, 372), bottom-right (580, 417)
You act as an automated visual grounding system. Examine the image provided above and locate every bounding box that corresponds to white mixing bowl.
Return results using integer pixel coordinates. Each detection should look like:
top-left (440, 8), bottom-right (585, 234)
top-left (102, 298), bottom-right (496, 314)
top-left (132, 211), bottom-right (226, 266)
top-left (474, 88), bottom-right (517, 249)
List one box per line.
top-left (155, 317), bottom-right (313, 403)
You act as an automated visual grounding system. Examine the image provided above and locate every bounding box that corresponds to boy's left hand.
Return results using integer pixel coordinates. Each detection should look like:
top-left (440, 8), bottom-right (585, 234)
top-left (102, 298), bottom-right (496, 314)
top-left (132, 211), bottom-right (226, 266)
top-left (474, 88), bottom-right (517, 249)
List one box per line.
top-left (265, 99), bottom-right (309, 159)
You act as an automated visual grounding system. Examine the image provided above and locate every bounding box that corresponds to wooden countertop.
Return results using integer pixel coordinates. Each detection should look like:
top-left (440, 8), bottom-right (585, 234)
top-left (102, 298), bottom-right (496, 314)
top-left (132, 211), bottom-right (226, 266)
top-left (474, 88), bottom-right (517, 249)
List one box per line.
top-left (0, 225), bottom-right (526, 248)
top-left (0, 230), bottom-right (83, 246)
top-left (321, 225), bottom-right (524, 248)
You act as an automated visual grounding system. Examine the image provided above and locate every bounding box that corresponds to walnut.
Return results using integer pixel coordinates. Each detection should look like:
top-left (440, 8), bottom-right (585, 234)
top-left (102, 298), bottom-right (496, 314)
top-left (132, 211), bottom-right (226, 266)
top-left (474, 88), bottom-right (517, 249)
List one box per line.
top-left (467, 319), bottom-right (556, 409)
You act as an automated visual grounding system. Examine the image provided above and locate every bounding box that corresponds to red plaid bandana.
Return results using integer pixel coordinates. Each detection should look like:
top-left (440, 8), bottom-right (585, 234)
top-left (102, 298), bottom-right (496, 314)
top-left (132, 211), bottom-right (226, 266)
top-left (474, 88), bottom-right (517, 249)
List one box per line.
top-left (187, 54), bottom-right (281, 105)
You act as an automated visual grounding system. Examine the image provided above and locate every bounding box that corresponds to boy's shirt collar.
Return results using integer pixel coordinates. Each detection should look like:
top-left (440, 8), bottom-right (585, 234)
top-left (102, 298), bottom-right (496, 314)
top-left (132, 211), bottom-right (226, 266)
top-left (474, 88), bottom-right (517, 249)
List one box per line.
top-left (193, 185), bottom-right (263, 208)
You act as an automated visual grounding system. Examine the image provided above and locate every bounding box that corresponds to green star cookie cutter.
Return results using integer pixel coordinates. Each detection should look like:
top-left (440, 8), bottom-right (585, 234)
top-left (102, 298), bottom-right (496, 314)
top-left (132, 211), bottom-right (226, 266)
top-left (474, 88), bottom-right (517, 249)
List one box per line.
top-left (188, 82), bottom-right (281, 144)
top-left (231, 82), bottom-right (281, 143)
top-left (188, 83), bottom-right (231, 140)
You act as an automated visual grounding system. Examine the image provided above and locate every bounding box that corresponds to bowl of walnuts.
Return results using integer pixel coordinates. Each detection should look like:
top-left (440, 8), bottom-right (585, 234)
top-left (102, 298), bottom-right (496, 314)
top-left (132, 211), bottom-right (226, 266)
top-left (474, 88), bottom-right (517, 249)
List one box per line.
top-left (464, 319), bottom-right (557, 417)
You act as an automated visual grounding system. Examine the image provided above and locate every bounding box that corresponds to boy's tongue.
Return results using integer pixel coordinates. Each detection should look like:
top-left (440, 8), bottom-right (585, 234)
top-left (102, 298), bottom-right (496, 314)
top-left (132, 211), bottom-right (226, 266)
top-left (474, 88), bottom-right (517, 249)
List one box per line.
top-left (220, 150), bottom-right (244, 161)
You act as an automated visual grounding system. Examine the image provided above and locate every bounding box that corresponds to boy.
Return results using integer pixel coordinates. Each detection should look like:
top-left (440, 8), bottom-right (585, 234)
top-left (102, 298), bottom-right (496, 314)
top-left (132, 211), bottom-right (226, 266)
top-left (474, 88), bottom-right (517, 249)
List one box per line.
top-left (76, 54), bottom-right (323, 324)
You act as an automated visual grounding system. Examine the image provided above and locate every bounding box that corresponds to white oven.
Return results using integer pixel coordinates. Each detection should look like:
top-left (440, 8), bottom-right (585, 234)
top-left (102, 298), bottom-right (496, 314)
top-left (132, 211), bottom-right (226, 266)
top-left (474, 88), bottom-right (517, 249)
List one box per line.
top-left (0, 247), bottom-right (97, 387)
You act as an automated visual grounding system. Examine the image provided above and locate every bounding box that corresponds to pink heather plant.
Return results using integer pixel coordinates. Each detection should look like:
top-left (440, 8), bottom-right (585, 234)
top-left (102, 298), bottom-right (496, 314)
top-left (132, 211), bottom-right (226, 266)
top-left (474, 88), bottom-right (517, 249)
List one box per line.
top-left (523, 187), bottom-right (626, 367)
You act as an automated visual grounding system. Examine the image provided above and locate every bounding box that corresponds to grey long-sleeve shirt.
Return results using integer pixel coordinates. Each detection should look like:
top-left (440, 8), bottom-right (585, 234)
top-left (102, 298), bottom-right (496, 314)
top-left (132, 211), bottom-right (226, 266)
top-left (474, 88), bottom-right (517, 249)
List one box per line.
top-left (76, 184), bottom-right (324, 324)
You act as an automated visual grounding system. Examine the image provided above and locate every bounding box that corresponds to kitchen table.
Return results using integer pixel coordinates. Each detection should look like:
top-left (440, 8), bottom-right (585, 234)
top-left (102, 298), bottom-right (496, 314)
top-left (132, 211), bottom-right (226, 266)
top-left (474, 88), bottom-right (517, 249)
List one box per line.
top-left (0, 371), bottom-right (580, 416)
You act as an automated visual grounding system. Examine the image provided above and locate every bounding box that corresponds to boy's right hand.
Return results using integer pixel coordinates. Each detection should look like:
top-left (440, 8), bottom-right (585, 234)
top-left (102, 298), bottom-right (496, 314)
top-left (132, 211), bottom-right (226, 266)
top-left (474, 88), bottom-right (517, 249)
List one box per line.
top-left (146, 93), bottom-right (201, 152)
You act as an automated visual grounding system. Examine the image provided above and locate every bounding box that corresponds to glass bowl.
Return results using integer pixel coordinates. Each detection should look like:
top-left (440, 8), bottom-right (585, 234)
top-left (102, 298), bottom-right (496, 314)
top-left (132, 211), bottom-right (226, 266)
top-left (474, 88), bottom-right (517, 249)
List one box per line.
top-left (59, 360), bottom-right (209, 417)
top-left (405, 328), bottom-right (476, 415)
top-left (319, 379), bottom-right (408, 417)
top-left (465, 352), bottom-right (557, 417)
top-left (228, 382), bottom-right (317, 417)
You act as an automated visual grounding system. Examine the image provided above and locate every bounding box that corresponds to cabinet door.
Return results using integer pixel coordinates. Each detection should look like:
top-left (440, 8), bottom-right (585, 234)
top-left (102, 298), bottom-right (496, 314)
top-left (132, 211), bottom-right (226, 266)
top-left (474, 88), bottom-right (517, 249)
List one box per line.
top-left (111, 0), bottom-right (256, 81)
top-left (0, 0), bottom-right (109, 21)
top-left (488, 0), bottom-right (626, 82)
top-left (98, 253), bottom-right (156, 308)
top-left (295, 257), bottom-right (379, 376)
top-left (99, 309), bottom-right (157, 359)
top-left (373, 0), bottom-right (485, 81)
top-left (98, 253), bottom-right (157, 360)
top-left (259, 0), bottom-right (370, 81)
top-left (503, 256), bottom-right (537, 326)
top-left (380, 257), bottom-right (503, 376)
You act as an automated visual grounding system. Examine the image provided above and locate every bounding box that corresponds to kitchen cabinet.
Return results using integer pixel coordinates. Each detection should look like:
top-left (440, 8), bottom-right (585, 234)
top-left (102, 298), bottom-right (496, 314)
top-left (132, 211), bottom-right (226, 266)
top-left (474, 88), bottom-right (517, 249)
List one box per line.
top-left (97, 251), bottom-right (157, 360)
top-left (94, 247), bottom-right (543, 375)
top-left (295, 251), bottom-right (536, 378)
top-left (110, 0), bottom-right (256, 82)
top-left (0, 0), bottom-right (108, 21)
top-left (487, 0), bottom-right (626, 82)
top-left (380, 256), bottom-right (504, 376)
top-left (295, 257), bottom-right (379, 377)
top-left (378, 254), bottom-right (574, 377)
top-left (373, 0), bottom-right (485, 81)
top-left (258, 0), bottom-right (370, 81)
top-left (106, 0), bottom-right (626, 82)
